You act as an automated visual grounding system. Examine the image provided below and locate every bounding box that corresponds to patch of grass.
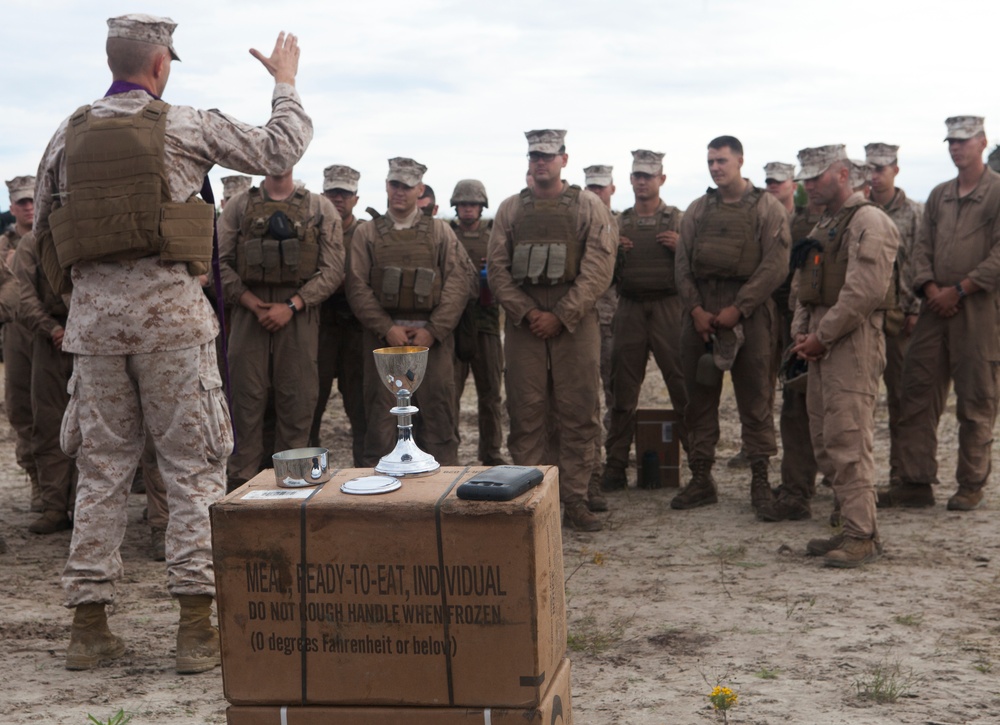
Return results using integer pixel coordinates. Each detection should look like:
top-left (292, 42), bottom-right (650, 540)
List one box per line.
top-left (785, 595), bottom-right (816, 619)
top-left (892, 613), bottom-right (923, 627)
top-left (854, 658), bottom-right (922, 704)
top-left (755, 666), bottom-right (780, 680)
top-left (87, 710), bottom-right (133, 725)
top-left (567, 614), bottom-right (631, 655)
top-left (973, 658), bottom-right (992, 673)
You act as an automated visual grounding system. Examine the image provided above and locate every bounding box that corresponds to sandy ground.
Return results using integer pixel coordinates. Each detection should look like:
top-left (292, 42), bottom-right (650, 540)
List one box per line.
top-left (1, 355), bottom-right (997, 725)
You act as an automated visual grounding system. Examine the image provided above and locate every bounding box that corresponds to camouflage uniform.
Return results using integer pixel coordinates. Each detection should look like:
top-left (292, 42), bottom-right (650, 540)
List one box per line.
top-left (792, 192), bottom-right (900, 540)
top-left (896, 166), bottom-right (1000, 498)
top-left (13, 233), bottom-right (76, 521)
top-left (347, 206), bottom-right (476, 467)
top-left (218, 186), bottom-right (344, 486)
top-left (452, 218), bottom-right (506, 465)
top-left (488, 181), bottom-right (617, 509)
top-left (0, 227), bottom-right (39, 500)
top-left (676, 182), bottom-right (790, 464)
top-left (34, 81), bottom-right (312, 606)
top-left (311, 216), bottom-right (367, 465)
top-left (605, 199), bottom-right (688, 471)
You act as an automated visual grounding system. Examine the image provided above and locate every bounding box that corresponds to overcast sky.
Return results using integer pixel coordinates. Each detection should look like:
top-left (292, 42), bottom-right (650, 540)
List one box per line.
top-left (4, 1), bottom-right (998, 214)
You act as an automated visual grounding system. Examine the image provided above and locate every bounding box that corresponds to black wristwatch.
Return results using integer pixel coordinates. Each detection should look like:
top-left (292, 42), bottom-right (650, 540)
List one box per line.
top-left (286, 298), bottom-right (298, 313)
top-left (955, 283), bottom-right (966, 300)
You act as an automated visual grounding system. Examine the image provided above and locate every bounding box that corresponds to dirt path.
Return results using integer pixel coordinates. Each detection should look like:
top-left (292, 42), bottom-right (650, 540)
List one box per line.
top-left (1, 360), bottom-right (995, 724)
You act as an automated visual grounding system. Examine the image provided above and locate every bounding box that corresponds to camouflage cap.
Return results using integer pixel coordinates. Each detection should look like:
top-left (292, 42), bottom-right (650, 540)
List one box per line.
top-left (712, 324), bottom-right (744, 372)
top-left (6, 175), bottom-right (35, 203)
top-left (631, 149), bottom-right (664, 175)
top-left (450, 179), bottom-right (488, 208)
top-left (386, 157), bottom-right (427, 187)
top-left (107, 14), bottom-right (180, 61)
top-left (221, 175), bottom-right (252, 200)
top-left (583, 165), bottom-right (613, 186)
top-left (763, 162), bottom-right (795, 183)
top-left (864, 143), bottom-right (899, 167)
top-left (795, 144), bottom-right (848, 181)
top-left (944, 116), bottom-right (985, 141)
top-left (323, 165), bottom-right (360, 193)
top-left (849, 159), bottom-right (871, 191)
top-left (525, 129), bottom-right (567, 154)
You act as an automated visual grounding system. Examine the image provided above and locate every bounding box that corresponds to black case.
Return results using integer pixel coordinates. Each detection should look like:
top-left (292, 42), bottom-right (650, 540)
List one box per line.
top-left (456, 465), bottom-right (544, 501)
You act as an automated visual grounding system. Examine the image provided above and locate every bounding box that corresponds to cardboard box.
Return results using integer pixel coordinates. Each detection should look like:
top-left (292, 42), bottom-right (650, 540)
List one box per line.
top-left (211, 466), bottom-right (566, 707)
top-left (225, 658), bottom-right (573, 724)
top-left (635, 409), bottom-right (681, 488)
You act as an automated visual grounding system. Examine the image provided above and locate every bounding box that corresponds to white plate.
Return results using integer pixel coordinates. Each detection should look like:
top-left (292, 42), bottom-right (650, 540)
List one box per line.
top-left (341, 475), bottom-right (402, 495)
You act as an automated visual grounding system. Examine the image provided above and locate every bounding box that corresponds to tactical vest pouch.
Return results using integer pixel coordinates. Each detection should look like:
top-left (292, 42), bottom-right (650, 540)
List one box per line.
top-left (797, 244), bottom-right (824, 306)
top-left (158, 200), bottom-right (214, 264)
top-left (281, 238), bottom-right (300, 270)
top-left (413, 268), bottom-right (436, 309)
top-left (527, 245), bottom-right (548, 284)
top-left (241, 239), bottom-right (263, 275)
top-left (547, 244), bottom-right (567, 283)
top-left (511, 244), bottom-right (531, 280)
top-left (262, 239), bottom-right (281, 271)
top-left (380, 266), bottom-right (402, 308)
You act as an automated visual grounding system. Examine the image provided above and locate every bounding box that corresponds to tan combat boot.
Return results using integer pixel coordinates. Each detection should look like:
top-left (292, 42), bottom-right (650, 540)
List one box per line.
top-left (670, 460), bottom-right (718, 510)
top-left (587, 470), bottom-right (609, 513)
top-left (176, 595), bottom-right (221, 674)
top-left (28, 510), bottom-right (72, 535)
top-left (65, 603), bottom-right (125, 670)
top-left (876, 482), bottom-right (934, 508)
top-left (947, 487), bottom-right (984, 511)
top-left (822, 536), bottom-right (882, 568)
top-left (563, 501), bottom-right (602, 532)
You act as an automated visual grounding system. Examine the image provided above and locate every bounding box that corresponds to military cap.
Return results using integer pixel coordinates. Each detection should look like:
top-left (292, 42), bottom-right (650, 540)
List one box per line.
top-left (763, 162), bottom-right (795, 183)
top-left (712, 324), bottom-right (744, 372)
top-left (525, 129), bottom-right (567, 155)
top-left (631, 150), bottom-right (664, 176)
top-left (849, 159), bottom-right (871, 191)
top-left (221, 175), bottom-right (252, 200)
top-left (583, 165), bottom-right (613, 186)
top-left (107, 14), bottom-right (180, 61)
top-left (944, 116), bottom-right (985, 141)
top-left (6, 175), bottom-right (35, 204)
top-left (386, 157), bottom-right (427, 187)
top-left (795, 144), bottom-right (848, 181)
top-left (864, 143), bottom-right (899, 167)
top-left (323, 165), bottom-right (361, 193)
top-left (450, 179), bottom-right (488, 208)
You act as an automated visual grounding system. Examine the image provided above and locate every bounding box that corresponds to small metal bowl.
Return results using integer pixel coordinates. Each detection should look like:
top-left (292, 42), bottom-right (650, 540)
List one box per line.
top-left (273, 448), bottom-right (330, 488)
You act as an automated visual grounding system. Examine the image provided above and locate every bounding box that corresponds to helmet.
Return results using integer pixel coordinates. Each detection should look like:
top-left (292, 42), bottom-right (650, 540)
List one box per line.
top-left (780, 345), bottom-right (809, 393)
top-left (450, 179), bottom-right (488, 208)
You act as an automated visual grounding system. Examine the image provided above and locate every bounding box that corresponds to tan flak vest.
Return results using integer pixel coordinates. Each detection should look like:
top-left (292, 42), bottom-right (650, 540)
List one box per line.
top-left (47, 101), bottom-right (214, 275)
top-left (691, 187), bottom-right (765, 281)
top-left (237, 186), bottom-right (319, 286)
top-left (371, 214), bottom-right (442, 315)
top-left (617, 205), bottom-right (680, 298)
top-left (798, 201), bottom-right (899, 325)
top-left (452, 219), bottom-right (493, 268)
top-left (510, 185), bottom-right (582, 286)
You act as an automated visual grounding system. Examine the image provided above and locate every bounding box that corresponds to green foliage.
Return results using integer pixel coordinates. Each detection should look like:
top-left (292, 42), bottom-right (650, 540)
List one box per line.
top-left (87, 709), bottom-right (132, 725)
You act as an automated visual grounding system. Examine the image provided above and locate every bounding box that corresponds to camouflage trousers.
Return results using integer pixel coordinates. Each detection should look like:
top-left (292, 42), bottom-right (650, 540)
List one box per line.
top-left (61, 343), bottom-right (232, 606)
top-left (4, 321), bottom-right (38, 488)
top-left (31, 333), bottom-right (76, 515)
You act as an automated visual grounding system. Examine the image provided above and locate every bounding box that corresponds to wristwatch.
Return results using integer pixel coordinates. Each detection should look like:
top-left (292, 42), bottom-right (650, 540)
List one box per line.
top-left (955, 283), bottom-right (966, 300)
top-left (285, 298), bottom-right (298, 313)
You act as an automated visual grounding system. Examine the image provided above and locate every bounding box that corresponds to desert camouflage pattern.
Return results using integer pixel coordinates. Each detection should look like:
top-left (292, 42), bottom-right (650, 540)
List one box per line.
top-left (790, 193), bottom-right (900, 539)
top-left (386, 157), bottom-right (427, 187)
top-left (944, 115), bottom-right (985, 140)
top-left (864, 143), bottom-right (898, 167)
top-left (583, 165), bottom-right (613, 187)
top-left (631, 149), bottom-right (664, 175)
top-left (323, 164), bottom-right (360, 193)
top-left (107, 13), bottom-right (180, 60)
top-left (222, 175), bottom-right (252, 201)
top-left (795, 144), bottom-right (848, 182)
top-left (61, 343), bottom-right (232, 604)
top-left (6, 175), bottom-right (35, 203)
top-left (525, 129), bottom-right (566, 154)
top-left (763, 162), bottom-right (795, 182)
top-left (34, 85), bottom-right (312, 355)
